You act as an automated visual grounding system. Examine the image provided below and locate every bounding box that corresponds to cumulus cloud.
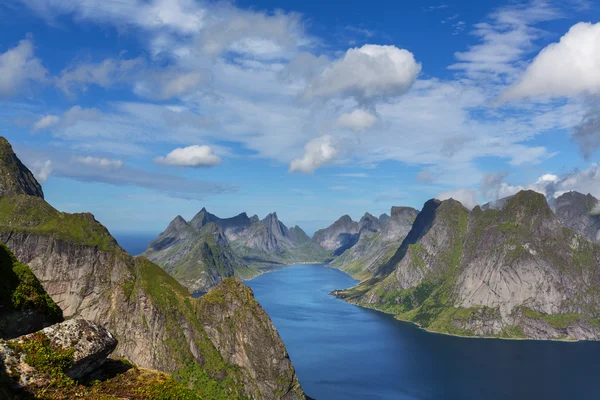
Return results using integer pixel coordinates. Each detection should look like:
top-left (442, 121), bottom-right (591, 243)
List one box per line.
top-left (34, 160), bottom-right (52, 183)
top-left (528, 167), bottom-right (600, 200)
top-left (31, 115), bottom-right (60, 133)
top-left (74, 156), bottom-right (123, 170)
top-left (289, 135), bottom-right (338, 174)
top-left (303, 45), bottom-right (421, 104)
top-left (154, 145), bottom-right (221, 167)
top-left (436, 189), bottom-right (478, 209)
top-left (0, 39), bottom-right (47, 97)
top-left (336, 109), bottom-right (378, 131)
top-left (503, 22), bottom-right (600, 100)
top-left (480, 172), bottom-right (524, 201)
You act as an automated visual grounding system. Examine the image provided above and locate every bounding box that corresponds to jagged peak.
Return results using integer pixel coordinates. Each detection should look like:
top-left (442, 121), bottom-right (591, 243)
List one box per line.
top-left (503, 190), bottom-right (551, 214)
top-left (250, 214), bottom-right (260, 223)
top-left (0, 136), bottom-right (44, 199)
top-left (171, 215), bottom-right (188, 225)
top-left (390, 206), bottom-right (418, 217)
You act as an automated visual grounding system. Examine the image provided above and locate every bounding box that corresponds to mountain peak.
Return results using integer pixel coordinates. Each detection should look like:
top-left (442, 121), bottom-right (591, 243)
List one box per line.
top-left (0, 137), bottom-right (44, 199)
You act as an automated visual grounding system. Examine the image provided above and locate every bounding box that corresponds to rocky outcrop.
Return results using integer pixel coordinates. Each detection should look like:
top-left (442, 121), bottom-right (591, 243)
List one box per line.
top-left (555, 191), bottom-right (600, 243)
top-left (0, 319), bottom-right (117, 389)
top-left (199, 278), bottom-right (305, 400)
top-left (0, 138), bottom-right (43, 199)
top-left (338, 190), bottom-right (600, 341)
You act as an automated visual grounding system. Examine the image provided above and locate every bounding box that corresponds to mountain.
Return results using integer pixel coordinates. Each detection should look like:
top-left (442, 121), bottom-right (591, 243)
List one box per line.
top-left (0, 137), bottom-right (307, 399)
top-left (329, 207), bottom-right (418, 279)
top-left (143, 214), bottom-right (256, 294)
top-left (313, 215), bottom-right (360, 256)
top-left (336, 190), bottom-right (600, 341)
top-left (555, 191), bottom-right (600, 243)
top-left (147, 208), bottom-right (329, 283)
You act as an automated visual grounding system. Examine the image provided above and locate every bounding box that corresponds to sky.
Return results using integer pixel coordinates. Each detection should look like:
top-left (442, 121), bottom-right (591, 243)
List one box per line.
top-left (1, 0), bottom-right (599, 236)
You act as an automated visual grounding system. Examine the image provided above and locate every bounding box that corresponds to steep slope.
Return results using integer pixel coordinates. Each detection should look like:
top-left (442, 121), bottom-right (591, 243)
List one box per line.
top-left (337, 191), bottom-right (600, 341)
top-left (0, 243), bottom-right (62, 339)
top-left (144, 214), bottom-right (256, 294)
top-left (312, 215), bottom-right (359, 257)
top-left (329, 207), bottom-right (418, 279)
top-left (0, 139), bottom-right (44, 199)
top-left (0, 137), bottom-right (306, 399)
top-left (555, 191), bottom-right (600, 243)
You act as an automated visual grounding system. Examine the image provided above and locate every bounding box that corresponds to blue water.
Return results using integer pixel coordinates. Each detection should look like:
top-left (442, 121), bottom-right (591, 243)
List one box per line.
top-left (247, 264), bottom-right (600, 400)
top-left (112, 232), bottom-right (158, 256)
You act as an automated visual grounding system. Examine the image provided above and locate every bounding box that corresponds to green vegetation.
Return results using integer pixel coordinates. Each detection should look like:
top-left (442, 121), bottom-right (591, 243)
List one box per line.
top-left (0, 243), bottom-right (62, 323)
top-left (1, 333), bottom-right (201, 400)
top-left (133, 257), bottom-right (249, 398)
top-left (0, 195), bottom-right (118, 252)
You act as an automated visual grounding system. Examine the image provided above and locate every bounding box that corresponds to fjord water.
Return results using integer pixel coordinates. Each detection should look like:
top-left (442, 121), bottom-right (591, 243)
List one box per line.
top-left (247, 264), bottom-right (600, 400)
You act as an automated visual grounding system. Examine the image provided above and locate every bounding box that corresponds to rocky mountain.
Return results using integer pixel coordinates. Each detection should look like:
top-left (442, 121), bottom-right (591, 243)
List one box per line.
top-left (313, 215), bottom-right (360, 256)
top-left (555, 191), bottom-right (600, 243)
top-left (329, 208), bottom-right (418, 279)
top-left (147, 208), bottom-right (328, 286)
top-left (0, 137), bottom-right (307, 399)
top-left (336, 190), bottom-right (600, 341)
top-left (144, 214), bottom-right (256, 294)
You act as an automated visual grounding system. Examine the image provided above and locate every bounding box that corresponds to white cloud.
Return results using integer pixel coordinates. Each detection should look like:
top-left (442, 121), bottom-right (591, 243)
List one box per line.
top-left (134, 70), bottom-right (208, 100)
top-left (31, 115), bottom-right (59, 133)
top-left (74, 156), bottom-right (123, 170)
top-left (289, 135), bottom-right (338, 174)
top-left (503, 22), bottom-right (600, 100)
top-left (449, 1), bottom-right (561, 82)
top-left (34, 160), bottom-right (52, 183)
top-left (335, 172), bottom-right (369, 178)
top-left (20, 0), bottom-right (205, 34)
top-left (154, 145), bottom-right (221, 167)
top-left (0, 39), bottom-right (47, 97)
top-left (480, 172), bottom-right (524, 201)
top-left (303, 44), bottom-right (421, 104)
top-left (528, 167), bottom-right (600, 199)
top-left (336, 109), bottom-right (378, 131)
top-left (436, 188), bottom-right (478, 209)
top-left (56, 57), bottom-right (144, 96)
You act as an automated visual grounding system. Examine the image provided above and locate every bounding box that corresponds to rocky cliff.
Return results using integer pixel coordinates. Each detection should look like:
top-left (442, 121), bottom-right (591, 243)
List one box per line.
top-left (555, 191), bottom-right (600, 243)
top-left (337, 191), bottom-right (600, 341)
top-left (0, 137), bottom-right (307, 399)
top-left (329, 208), bottom-right (418, 279)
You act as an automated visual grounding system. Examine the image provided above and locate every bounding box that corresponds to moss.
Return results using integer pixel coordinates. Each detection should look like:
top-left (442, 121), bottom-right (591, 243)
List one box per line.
top-left (0, 243), bottom-right (62, 322)
top-left (0, 195), bottom-right (118, 252)
top-left (521, 308), bottom-right (586, 330)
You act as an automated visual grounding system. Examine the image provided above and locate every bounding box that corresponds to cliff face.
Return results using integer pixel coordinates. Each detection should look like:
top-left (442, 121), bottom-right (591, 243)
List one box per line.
top-left (0, 243), bottom-right (62, 339)
top-left (328, 208), bottom-right (418, 279)
top-left (337, 191), bottom-right (600, 341)
top-left (555, 191), bottom-right (600, 243)
top-left (0, 137), bottom-right (306, 399)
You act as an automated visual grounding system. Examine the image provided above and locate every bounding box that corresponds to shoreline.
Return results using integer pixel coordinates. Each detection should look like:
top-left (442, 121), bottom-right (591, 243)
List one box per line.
top-left (335, 295), bottom-right (586, 343)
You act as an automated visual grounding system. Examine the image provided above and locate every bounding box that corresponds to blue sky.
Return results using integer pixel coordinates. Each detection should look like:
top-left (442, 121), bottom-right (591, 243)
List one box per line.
top-left (1, 0), bottom-right (599, 236)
